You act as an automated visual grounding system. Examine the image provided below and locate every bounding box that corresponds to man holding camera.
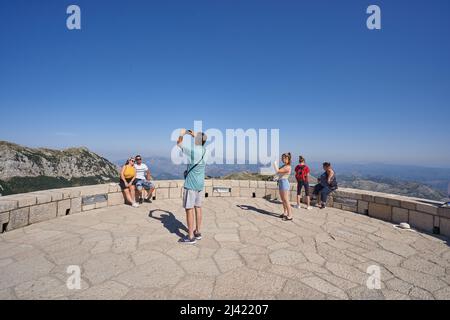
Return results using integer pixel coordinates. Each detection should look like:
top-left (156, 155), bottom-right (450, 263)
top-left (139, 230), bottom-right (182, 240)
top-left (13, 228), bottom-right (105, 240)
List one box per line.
top-left (177, 128), bottom-right (208, 244)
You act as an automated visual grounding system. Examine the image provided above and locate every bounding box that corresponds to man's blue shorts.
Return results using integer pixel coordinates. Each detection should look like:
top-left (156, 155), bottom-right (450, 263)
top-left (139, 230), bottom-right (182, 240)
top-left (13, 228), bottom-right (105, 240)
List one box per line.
top-left (134, 179), bottom-right (155, 191)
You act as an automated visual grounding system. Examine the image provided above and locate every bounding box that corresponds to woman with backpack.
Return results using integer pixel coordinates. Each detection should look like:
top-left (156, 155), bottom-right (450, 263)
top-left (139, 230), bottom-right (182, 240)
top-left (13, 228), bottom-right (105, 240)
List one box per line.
top-left (313, 162), bottom-right (338, 209)
top-left (294, 156), bottom-right (312, 210)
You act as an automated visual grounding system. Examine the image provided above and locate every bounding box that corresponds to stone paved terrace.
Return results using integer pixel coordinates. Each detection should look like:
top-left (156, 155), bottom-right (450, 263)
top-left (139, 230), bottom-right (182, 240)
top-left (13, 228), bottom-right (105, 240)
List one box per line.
top-left (1, 197), bottom-right (450, 300)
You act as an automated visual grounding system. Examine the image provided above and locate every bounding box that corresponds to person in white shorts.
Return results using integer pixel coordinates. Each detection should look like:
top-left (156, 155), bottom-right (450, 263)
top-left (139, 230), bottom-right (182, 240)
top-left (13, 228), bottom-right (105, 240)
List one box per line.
top-left (177, 128), bottom-right (208, 244)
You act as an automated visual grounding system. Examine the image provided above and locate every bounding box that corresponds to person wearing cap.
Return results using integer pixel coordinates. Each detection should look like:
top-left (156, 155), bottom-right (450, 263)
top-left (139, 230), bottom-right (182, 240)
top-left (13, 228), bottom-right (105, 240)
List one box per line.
top-left (177, 128), bottom-right (208, 244)
top-left (119, 157), bottom-right (139, 208)
top-left (133, 155), bottom-right (155, 204)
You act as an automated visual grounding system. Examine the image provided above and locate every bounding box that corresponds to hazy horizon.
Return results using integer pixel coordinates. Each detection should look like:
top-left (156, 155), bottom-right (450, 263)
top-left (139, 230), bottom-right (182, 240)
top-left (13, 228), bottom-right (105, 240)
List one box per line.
top-left (5, 139), bottom-right (450, 169)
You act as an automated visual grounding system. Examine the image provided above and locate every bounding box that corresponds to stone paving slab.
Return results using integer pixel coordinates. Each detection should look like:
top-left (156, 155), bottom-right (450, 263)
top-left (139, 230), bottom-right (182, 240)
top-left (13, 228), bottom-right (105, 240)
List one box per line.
top-left (0, 197), bottom-right (449, 300)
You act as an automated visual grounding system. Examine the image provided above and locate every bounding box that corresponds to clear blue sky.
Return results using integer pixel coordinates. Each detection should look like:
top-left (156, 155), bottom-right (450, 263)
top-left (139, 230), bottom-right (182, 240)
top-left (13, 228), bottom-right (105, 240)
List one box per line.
top-left (1, 0), bottom-right (449, 166)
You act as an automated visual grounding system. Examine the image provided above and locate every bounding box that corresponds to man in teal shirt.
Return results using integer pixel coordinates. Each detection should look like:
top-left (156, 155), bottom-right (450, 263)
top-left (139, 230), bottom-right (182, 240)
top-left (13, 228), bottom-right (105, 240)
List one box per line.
top-left (177, 128), bottom-right (207, 244)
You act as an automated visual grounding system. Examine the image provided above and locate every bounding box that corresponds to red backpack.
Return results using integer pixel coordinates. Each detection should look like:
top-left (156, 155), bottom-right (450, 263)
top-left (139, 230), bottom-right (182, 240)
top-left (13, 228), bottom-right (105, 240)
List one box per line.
top-left (295, 165), bottom-right (309, 182)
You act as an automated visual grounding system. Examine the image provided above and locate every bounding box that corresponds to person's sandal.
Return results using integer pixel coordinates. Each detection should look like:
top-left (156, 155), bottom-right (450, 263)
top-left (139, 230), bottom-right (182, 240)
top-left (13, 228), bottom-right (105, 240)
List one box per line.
top-left (179, 236), bottom-right (197, 244)
top-left (194, 231), bottom-right (202, 240)
top-left (283, 216), bottom-right (293, 221)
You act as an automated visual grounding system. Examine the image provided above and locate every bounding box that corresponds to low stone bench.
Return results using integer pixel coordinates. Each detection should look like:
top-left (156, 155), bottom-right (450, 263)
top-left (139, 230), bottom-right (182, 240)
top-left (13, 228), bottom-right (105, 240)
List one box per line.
top-left (0, 179), bottom-right (449, 238)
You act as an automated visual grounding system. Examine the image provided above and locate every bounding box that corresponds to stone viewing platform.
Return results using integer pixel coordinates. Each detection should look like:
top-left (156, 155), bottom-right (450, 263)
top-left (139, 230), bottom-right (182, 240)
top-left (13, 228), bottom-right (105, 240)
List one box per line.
top-left (0, 180), bottom-right (449, 299)
top-left (1, 179), bottom-right (449, 237)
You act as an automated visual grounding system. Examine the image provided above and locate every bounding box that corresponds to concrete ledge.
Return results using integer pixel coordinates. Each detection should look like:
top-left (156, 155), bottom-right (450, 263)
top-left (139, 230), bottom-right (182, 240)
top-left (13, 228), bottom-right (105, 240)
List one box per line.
top-left (0, 212), bottom-right (9, 226)
top-left (0, 199), bottom-right (18, 213)
top-left (439, 207), bottom-right (450, 219)
top-left (29, 192), bottom-right (52, 205)
top-left (368, 202), bottom-right (392, 221)
top-left (169, 187), bottom-right (182, 199)
top-left (0, 181), bottom-right (448, 239)
top-left (7, 208), bottom-right (29, 231)
top-left (108, 192), bottom-right (125, 206)
top-left (1, 195), bottom-right (37, 208)
top-left (71, 198), bottom-right (82, 214)
top-left (57, 199), bottom-right (71, 217)
top-left (80, 185), bottom-right (109, 197)
top-left (156, 181), bottom-right (170, 188)
top-left (409, 211), bottom-right (434, 233)
top-left (392, 207), bottom-right (409, 224)
top-left (441, 218), bottom-right (450, 237)
top-left (357, 200), bottom-right (369, 215)
top-left (239, 180), bottom-right (250, 188)
top-left (155, 188), bottom-right (169, 200)
top-left (29, 202), bottom-right (57, 224)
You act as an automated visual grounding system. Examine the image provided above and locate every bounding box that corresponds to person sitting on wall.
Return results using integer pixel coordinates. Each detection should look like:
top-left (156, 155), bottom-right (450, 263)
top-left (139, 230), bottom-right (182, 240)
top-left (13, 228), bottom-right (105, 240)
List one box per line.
top-left (133, 155), bottom-right (155, 204)
top-left (313, 162), bottom-right (338, 209)
top-left (119, 157), bottom-right (139, 208)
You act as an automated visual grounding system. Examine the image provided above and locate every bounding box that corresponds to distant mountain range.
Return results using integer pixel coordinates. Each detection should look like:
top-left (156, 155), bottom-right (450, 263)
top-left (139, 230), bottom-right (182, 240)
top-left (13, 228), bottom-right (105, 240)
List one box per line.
top-left (318, 162), bottom-right (450, 194)
top-left (0, 141), bottom-right (119, 195)
top-left (113, 156), bottom-right (262, 180)
top-left (0, 141), bottom-right (448, 202)
top-left (337, 175), bottom-right (447, 201)
top-left (116, 156), bottom-right (450, 202)
top-left (308, 162), bottom-right (450, 201)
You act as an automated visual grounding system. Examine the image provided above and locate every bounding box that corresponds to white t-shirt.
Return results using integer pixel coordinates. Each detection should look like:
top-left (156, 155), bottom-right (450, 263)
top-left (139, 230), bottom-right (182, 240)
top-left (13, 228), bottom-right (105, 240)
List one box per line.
top-left (134, 163), bottom-right (149, 180)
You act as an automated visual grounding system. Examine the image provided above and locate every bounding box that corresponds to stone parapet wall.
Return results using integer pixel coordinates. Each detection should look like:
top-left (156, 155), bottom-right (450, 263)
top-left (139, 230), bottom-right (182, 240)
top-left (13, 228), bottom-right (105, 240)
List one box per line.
top-left (329, 188), bottom-right (450, 237)
top-left (0, 180), bottom-right (449, 238)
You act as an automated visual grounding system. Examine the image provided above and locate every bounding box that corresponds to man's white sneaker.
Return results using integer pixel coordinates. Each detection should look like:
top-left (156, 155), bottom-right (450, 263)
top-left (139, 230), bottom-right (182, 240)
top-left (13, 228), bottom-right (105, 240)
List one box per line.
top-left (293, 204), bottom-right (300, 209)
top-left (132, 203), bottom-right (140, 208)
top-left (306, 206), bottom-right (312, 210)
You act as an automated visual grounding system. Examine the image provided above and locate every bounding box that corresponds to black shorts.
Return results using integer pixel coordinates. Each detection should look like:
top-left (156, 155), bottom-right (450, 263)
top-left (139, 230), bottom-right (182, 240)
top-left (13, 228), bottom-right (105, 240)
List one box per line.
top-left (119, 178), bottom-right (133, 191)
top-left (297, 181), bottom-right (310, 196)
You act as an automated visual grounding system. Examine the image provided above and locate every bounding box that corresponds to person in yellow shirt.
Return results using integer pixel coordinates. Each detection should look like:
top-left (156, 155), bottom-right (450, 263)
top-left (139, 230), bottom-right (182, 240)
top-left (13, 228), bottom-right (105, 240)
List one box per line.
top-left (120, 157), bottom-right (139, 208)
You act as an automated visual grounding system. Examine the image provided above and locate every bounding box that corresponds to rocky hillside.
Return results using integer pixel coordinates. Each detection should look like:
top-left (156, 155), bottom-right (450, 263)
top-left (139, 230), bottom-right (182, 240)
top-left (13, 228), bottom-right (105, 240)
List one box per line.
top-left (220, 171), bottom-right (274, 181)
top-left (0, 141), bottom-right (119, 195)
top-left (220, 170), bottom-right (447, 202)
top-left (336, 175), bottom-right (447, 202)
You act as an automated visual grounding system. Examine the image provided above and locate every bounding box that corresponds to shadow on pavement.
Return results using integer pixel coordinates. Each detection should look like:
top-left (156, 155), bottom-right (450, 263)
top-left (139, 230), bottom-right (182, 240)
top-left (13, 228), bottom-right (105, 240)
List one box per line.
top-left (148, 209), bottom-right (188, 239)
top-left (236, 204), bottom-right (282, 219)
